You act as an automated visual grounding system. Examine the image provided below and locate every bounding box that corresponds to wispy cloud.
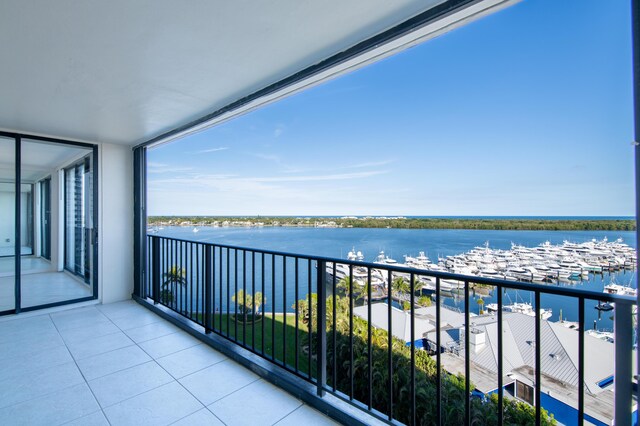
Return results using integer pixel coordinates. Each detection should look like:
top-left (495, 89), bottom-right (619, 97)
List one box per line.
top-left (252, 170), bottom-right (386, 182)
top-left (280, 159), bottom-right (395, 174)
top-left (195, 147), bottom-right (228, 154)
top-left (147, 170), bottom-right (387, 194)
top-left (147, 162), bottom-right (193, 174)
top-left (344, 160), bottom-right (395, 169)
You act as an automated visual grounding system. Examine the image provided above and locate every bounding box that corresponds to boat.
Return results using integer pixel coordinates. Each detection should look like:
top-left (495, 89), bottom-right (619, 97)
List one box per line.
top-left (192, 227), bottom-right (199, 233)
top-left (486, 302), bottom-right (553, 320)
top-left (595, 301), bottom-right (614, 312)
top-left (375, 251), bottom-right (397, 265)
top-left (603, 280), bottom-right (637, 297)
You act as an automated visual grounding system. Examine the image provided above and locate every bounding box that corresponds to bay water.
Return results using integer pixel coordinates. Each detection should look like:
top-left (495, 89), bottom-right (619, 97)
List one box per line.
top-left (158, 226), bottom-right (636, 332)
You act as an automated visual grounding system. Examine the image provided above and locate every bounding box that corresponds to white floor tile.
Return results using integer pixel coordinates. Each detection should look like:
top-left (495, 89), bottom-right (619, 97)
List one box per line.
top-left (0, 345), bottom-right (73, 381)
top-left (124, 320), bottom-right (180, 343)
top-left (110, 309), bottom-right (165, 330)
top-left (58, 320), bottom-right (121, 344)
top-left (209, 380), bottom-right (302, 426)
top-left (179, 359), bottom-right (259, 406)
top-left (96, 300), bottom-right (140, 319)
top-left (19, 272), bottom-right (92, 309)
top-left (156, 344), bottom-right (227, 379)
top-left (172, 408), bottom-right (224, 425)
top-left (0, 314), bottom-right (57, 343)
top-left (88, 361), bottom-right (173, 408)
top-left (274, 405), bottom-right (339, 426)
top-left (67, 331), bottom-right (134, 360)
top-left (0, 361), bottom-right (85, 409)
top-left (0, 300), bottom-right (346, 426)
top-left (50, 307), bottom-right (111, 331)
top-left (103, 381), bottom-right (203, 426)
top-left (76, 345), bottom-right (151, 381)
top-left (138, 331), bottom-right (200, 359)
top-left (0, 328), bottom-right (65, 361)
top-left (63, 410), bottom-right (110, 426)
top-left (0, 383), bottom-right (99, 426)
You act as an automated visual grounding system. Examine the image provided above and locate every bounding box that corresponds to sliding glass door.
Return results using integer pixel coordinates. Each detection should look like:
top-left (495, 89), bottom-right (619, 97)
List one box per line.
top-left (0, 137), bottom-right (15, 313)
top-left (0, 134), bottom-right (98, 314)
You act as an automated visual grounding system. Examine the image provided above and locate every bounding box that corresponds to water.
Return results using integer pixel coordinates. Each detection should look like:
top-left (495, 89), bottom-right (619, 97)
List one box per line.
top-left (157, 226), bottom-right (636, 331)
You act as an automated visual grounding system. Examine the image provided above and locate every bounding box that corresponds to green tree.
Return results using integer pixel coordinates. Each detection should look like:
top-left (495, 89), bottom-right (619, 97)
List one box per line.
top-left (232, 290), bottom-right (265, 321)
top-left (392, 277), bottom-right (410, 296)
top-left (417, 295), bottom-right (432, 307)
top-left (293, 292), bottom-right (556, 425)
top-left (477, 298), bottom-right (484, 315)
top-left (355, 280), bottom-right (371, 302)
top-left (337, 276), bottom-right (354, 298)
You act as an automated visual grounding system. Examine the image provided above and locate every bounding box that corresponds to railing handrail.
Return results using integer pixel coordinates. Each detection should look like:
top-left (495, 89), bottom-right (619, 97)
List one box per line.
top-left (147, 234), bottom-right (636, 304)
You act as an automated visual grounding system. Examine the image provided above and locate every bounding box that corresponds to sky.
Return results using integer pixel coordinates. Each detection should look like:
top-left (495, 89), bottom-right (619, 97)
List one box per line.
top-left (148, 0), bottom-right (635, 217)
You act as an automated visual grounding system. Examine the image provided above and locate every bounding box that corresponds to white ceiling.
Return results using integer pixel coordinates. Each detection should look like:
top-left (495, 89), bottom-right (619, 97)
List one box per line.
top-left (0, 1), bottom-right (512, 147)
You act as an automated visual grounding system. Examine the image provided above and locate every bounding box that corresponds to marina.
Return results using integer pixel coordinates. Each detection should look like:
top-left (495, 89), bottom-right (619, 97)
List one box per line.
top-left (326, 238), bottom-right (636, 321)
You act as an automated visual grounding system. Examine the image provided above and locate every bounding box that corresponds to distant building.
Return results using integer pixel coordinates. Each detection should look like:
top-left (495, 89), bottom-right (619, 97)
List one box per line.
top-left (357, 303), bottom-right (638, 425)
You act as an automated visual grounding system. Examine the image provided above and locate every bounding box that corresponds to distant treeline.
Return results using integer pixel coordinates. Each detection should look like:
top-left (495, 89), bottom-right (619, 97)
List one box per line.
top-left (148, 216), bottom-right (636, 231)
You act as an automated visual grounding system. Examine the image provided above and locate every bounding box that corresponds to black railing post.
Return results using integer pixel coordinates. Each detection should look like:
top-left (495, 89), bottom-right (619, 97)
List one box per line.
top-left (497, 286), bottom-right (504, 425)
top-left (464, 280), bottom-right (470, 426)
top-left (614, 300), bottom-right (633, 425)
top-left (535, 291), bottom-right (541, 426)
top-left (316, 260), bottom-right (327, 397)
top-left (205, 245), bottom-right (212, 334)
top-left (152, 236), bottom-right (160, 304)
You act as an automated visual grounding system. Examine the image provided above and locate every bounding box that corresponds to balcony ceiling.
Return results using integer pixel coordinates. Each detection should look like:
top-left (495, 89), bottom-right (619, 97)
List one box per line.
top-left (0, 0), bottom-right (506, 146)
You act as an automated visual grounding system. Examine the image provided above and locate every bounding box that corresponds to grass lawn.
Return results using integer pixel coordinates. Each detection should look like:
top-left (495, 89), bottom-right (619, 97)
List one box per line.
top-left (208, 313), bottom-right (314, 377)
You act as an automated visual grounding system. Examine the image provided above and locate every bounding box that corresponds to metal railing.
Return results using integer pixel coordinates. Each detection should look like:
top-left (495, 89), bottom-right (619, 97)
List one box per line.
top-left (144, 234), bottom-right (636, 426)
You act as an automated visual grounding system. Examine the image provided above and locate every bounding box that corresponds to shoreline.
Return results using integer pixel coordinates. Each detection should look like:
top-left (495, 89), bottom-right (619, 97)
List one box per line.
top-left (147, 216), bottom-right (636, 231)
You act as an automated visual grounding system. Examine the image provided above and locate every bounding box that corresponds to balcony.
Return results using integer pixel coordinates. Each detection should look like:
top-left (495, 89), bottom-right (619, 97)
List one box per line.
top-left (0, 300), bottom-right (338, 425)
top-left (135, 235), bottom-right (638, 425)
top-left (0, 0), bottom-right (638, 425)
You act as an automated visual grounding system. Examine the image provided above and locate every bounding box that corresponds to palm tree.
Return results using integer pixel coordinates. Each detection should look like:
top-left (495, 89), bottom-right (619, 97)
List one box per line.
top-left (356, 280), bottom-right (371, 302)
top-left (392, 277), bottom-right (410, 297)
top-left (337, 276), bottom-right (354, 298)
top-left (232, 290), bottom-right (265, 322)
top-left (476, 298), bottom-right (484, 315)
top-left (161, 266), bottom-right (187, 306)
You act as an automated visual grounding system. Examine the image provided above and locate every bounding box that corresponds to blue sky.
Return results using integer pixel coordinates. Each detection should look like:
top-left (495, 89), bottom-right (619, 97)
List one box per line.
top-left (148, 0), bottom-right (634, 217)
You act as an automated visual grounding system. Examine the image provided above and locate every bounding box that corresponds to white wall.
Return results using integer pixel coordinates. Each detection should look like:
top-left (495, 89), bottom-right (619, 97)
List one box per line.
top-left (98, 143), bottom-right (133, 303)
top-left (0, 189), bottom-right (13, 250)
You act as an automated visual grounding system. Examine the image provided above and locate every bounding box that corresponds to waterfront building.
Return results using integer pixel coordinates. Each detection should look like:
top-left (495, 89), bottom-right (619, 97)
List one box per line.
top-left (358, 302), bottom-right (638, 425)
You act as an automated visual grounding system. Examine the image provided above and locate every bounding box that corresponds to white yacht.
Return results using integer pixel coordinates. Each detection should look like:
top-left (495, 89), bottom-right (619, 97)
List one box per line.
top-left (486, 302), bottom-right (552, 320)
top-left (603, 281), bottom-right (637, 297)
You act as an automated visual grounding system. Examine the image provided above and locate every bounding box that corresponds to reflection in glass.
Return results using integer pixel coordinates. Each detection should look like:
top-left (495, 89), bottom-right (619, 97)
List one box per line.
top-left (0, 137), bottom-right (15, 312)
top-left (20, 139), bottom-right (94, 308)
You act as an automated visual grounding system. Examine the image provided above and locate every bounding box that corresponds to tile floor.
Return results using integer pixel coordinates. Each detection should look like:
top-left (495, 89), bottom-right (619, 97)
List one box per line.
top-left (0, 301), bottom-right (339, 426)
top-left (0, 257), bottom-right (93, 311)
top-left (0, 271), bottom-right (92, 311)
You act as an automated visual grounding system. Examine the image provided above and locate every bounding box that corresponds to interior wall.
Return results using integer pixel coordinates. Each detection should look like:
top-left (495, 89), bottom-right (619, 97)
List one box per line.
top-left (0, 189), bottom-right (13, 251)
top-left (99, 142), bottom-right (133, 303)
